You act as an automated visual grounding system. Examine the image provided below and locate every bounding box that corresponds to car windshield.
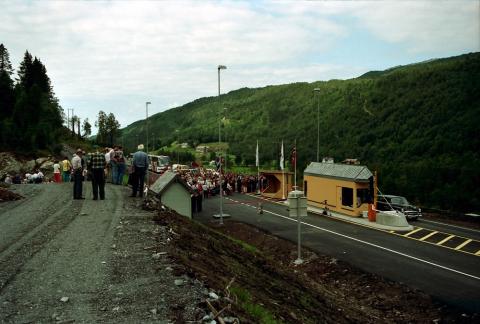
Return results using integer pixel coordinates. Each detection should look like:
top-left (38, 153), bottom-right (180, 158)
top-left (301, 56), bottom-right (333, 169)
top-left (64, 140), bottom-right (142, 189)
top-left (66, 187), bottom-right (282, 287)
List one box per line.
top-left (391, 196), bottom-right (409, 205)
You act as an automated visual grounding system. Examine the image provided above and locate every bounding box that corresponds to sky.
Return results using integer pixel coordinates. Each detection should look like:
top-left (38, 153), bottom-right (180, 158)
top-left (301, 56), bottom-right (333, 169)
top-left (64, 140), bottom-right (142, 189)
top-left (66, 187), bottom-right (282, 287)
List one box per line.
top-left (1, 0), bottom-right (479, 133)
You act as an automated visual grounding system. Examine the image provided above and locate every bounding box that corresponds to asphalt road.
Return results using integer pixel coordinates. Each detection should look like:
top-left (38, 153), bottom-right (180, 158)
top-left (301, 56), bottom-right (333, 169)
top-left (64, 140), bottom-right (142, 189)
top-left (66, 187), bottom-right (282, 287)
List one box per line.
top-left (195, 193), bottom-right (480, 313)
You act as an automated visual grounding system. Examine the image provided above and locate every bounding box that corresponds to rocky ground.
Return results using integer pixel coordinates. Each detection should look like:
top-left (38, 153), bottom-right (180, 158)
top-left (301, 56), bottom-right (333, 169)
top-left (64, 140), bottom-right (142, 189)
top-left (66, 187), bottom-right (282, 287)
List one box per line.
top-left (0, 183), bottom-right (478, 323)
top-left (0, 184), bottom-right (207, 323)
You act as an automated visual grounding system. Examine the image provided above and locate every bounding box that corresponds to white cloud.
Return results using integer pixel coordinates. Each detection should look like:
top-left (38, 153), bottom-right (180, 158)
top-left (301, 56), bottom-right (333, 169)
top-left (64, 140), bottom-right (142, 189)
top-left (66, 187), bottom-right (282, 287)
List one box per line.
top-left (0, 0), bottom-right (478, 132)
top-left (350, 1), bottom-right (479, 54)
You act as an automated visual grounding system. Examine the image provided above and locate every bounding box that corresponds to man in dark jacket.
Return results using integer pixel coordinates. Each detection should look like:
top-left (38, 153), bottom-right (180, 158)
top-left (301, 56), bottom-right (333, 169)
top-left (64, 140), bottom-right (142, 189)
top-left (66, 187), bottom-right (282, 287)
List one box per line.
top-left (88, 146), bottom-right (107, 200)
top-left (130, 144), bottom-right (149, 197)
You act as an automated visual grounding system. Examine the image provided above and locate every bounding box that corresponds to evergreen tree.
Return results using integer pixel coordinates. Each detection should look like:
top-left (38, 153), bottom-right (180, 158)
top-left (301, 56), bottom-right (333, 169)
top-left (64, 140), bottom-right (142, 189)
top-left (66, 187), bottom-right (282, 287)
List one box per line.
top-left (16, 51), bottom-right (33, 88)
top-left (82, 118), bottom-right (92, 138)
top-left (11, 51), bottom-right (63, 151)
top-left (0, 44), bottom-right (13, 76)
top-left (106, 113), bottom-right (120, 146)
top-left (95, 111), bottom-right (120, 146)
top-left (0, 44), bottom-right (15, 149)
top-left (95, 110), bottom-right (108, 144)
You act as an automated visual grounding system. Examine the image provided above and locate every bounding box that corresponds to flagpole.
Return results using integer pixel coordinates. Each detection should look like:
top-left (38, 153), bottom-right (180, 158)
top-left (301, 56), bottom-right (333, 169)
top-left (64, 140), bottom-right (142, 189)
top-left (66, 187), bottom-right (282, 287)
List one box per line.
top-left (281, 140), bottom-right (285, 199)
top-left (256, 140), bottom-right (260, 194)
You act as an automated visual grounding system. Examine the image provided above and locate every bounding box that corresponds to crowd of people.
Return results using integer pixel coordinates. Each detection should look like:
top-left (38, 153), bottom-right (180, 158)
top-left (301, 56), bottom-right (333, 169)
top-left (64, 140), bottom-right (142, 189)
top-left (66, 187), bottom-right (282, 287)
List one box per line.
top-left (172, 168), bottom-right (268, 213)
top-left (0, 146), bottom-right (127, 201)
top-left (1, 144), bottom-right (269, 209)
top-left (70, 145), bottom-right (127, 200)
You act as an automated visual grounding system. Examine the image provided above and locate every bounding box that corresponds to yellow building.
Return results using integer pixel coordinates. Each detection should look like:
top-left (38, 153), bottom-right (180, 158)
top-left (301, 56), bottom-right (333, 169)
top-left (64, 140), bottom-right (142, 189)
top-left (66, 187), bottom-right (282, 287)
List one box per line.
top-left (260, 170), bottom-right (293, 200)
top-left (303, 162), bottom-right (374, 217)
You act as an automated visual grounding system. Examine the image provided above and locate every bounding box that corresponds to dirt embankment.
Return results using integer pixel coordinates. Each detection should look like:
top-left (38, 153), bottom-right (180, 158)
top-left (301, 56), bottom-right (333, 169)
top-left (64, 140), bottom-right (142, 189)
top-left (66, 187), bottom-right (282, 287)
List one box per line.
top-left (0, 187), bottom-right (23, 202)
top-left (157, 211), bottom-right (477, 323)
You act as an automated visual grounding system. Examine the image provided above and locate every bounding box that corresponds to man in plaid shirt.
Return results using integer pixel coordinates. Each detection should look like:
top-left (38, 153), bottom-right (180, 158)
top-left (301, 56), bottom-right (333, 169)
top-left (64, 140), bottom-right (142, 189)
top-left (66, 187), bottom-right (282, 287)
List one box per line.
top-left (88, 147), bottom-right (107, 200)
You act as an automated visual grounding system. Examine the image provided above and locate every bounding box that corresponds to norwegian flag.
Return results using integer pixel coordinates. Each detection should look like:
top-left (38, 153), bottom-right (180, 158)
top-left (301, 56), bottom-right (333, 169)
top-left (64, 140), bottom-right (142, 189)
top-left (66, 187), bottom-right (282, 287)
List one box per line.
top-left (291, 146), bottom-right (297, 168)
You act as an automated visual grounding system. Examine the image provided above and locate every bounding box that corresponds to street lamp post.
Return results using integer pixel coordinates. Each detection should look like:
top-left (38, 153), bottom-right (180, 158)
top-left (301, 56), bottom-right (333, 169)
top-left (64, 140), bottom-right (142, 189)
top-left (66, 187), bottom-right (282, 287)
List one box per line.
top-left (146, 102), bottom-right (151, 155)
top-left (146, 101), bottom-right (151, 192)
top-left (314, 88), bottom-right (320, 162)
top-left (217, 65), bottom-right (227, 224)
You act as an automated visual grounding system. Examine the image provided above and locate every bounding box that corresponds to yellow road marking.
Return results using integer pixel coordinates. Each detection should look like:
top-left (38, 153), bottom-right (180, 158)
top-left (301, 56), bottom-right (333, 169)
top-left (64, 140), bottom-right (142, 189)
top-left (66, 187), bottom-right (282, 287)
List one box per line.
top-left (389, 230), bottom-right (395, 233)
top-left (455, 239), bottom-right (472, 250)
top-left (403, 227), bottom-right (423, 237)
top-left (419, 231), bottom-right (438, 241)
top-left (476, 250), bottom-right (480, 256)
top-left (437, 235), bottom-right (455, 245)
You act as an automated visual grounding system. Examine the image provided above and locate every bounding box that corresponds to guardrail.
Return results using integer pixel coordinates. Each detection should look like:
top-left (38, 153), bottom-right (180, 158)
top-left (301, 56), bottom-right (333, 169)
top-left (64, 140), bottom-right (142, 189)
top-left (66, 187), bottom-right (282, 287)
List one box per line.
top-left (421, 207), bottom-right (480, 223)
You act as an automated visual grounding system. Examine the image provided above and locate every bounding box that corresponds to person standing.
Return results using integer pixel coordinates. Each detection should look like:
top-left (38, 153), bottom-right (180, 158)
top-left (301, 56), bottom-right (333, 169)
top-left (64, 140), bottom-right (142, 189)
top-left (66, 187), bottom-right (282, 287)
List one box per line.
top-left (104, 147), bottom-right (113, 183)
top-left (130, 144), bottom-right (149, 197)
top-left (114, 145), bottom-right (126, 185)
top-left (72, 149), bottom-right (84, 199)
top-left (61, 157), bottom-right (72, 182)
top-left (110, 146), bottom-right (118, 184)
top-left (53, 160), bottom-right (61, 183)
top-left (88, 146), bottom-right (107, 200)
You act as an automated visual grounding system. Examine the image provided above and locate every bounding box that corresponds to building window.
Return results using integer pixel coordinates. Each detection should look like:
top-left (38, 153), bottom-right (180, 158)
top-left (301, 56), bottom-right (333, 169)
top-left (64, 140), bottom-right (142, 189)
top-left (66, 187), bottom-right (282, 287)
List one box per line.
top-left (304, 180), bottom-right (307, 196)
top-left (342, 187), bottom-right (353, 207)
top-left (357, 188), bottom-right (369, 206)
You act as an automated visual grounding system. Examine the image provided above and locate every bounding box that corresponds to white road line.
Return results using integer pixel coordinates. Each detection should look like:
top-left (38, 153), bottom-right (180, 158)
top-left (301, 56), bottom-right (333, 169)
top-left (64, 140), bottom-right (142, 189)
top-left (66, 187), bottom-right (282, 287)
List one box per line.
top-left (227, 197), bottom-right (480, 281)
top-left (420, 219), bottom-right (480, 234)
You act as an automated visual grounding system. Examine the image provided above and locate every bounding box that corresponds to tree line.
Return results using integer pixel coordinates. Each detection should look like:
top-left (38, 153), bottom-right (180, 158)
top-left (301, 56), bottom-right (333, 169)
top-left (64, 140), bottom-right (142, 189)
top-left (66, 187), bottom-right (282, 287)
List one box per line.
top-left (0, 44), bottom-right (65, 153)
top-left (0, 43), bottom-right (122, 153)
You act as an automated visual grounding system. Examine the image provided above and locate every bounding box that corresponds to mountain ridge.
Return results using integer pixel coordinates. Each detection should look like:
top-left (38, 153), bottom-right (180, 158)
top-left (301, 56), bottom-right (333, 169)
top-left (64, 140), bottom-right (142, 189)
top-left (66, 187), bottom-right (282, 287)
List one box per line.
top-left (121, 52), bottom-right (480, 212)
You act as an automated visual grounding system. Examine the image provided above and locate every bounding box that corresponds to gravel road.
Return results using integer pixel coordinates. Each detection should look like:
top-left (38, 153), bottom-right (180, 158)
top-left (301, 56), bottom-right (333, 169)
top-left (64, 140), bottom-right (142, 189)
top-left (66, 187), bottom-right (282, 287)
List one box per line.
top-left (0, 182), bottom-right (205, 323)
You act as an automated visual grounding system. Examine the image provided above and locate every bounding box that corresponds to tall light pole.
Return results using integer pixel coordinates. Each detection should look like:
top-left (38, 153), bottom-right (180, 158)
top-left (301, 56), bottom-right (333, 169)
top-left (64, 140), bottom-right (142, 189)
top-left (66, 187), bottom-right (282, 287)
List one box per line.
top-left (217, 65), bottom-right (227, 224)
top-left (146, 101), bottom-right (151, 191)
top-left (146, 101), bottom-right (151, 155)
top-left (314, 88), bottom-right (320, 162)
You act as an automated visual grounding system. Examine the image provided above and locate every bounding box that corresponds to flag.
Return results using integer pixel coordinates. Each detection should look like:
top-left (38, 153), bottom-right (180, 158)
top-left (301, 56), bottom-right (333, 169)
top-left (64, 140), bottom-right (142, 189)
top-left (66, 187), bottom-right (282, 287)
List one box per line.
top-left (291, 146), bottom-right (296, 168)
top-left (255, 140), bottom-right (259, 167)
top-left (280, 140), bottom-right (284, 170)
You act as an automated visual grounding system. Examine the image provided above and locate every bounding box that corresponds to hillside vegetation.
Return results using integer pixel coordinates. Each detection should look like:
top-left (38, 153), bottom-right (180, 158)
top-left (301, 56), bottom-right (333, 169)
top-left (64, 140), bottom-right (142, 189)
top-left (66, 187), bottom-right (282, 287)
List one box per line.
top-left (121, 52), bottom-right (480, 212)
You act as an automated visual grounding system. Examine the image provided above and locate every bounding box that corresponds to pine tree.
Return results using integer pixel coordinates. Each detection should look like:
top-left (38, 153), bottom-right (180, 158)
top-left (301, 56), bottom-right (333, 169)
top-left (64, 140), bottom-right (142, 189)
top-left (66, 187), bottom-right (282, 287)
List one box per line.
top-left (0, 44), bottom-right (13, 76)
top-left (0, 44), bottom-right (15, 148)
top-left (106, 113), bottom-right (120, 146)
top-left (16, 51), bottom-right (33, 88)
top-left (82, 118), bottom-right (92, 138)
top-left (12, 51), bottom-right (63, 151)
top-left (95, 111), bottom-right (108, 144)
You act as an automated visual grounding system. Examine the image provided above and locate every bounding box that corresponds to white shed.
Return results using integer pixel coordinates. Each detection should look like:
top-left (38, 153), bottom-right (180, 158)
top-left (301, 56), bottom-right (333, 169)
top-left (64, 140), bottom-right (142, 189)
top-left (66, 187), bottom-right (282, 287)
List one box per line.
top-left (149, 171), bottom-right (193, 218)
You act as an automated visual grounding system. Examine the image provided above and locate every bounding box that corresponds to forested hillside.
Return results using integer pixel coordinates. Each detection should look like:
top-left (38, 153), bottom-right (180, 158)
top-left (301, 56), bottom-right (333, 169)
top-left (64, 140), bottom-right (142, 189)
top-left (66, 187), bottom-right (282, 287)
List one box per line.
top-left (121, 52), bottom-right (480, 212)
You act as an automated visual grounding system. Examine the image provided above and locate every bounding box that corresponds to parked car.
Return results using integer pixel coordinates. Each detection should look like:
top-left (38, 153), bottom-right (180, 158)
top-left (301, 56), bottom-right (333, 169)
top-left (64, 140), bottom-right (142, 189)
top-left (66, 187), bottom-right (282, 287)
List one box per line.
top-left (376, 194), bottom-right (422, 220)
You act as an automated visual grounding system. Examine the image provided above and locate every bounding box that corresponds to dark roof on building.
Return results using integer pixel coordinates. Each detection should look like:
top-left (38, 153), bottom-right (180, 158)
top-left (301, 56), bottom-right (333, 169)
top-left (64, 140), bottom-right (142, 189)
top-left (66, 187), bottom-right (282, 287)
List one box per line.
top-left (149, 171), bottom-right (192, 195)
top-left (304, 162), bottom-right (373, 182)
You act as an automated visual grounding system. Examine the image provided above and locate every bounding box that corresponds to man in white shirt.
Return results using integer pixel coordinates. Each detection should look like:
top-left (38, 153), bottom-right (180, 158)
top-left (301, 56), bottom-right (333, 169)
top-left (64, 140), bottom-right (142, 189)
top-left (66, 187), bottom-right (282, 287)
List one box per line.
top-left (105, 147), bottom-right (113, 183)
top-left (72, 149), bottom-right (84, 199)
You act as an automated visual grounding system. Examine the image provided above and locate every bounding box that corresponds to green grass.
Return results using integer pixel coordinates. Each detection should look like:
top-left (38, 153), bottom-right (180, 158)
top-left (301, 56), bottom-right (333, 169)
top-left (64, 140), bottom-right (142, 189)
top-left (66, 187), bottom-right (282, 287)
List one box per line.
top-left (230, 286), bottom-right (281, 324)
top-left (229, 237), bottom-right (258, 254)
